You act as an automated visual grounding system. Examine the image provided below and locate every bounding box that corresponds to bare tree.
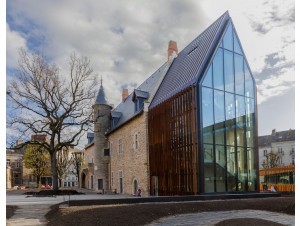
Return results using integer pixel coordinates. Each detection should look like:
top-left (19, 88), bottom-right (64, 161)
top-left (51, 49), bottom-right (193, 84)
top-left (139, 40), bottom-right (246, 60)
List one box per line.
top-left (70, 152), bottom-right (84, 188)
top-left (56, 147), bottom-right (72, 187)
top-left (7, 49), bottom-right (97, 190)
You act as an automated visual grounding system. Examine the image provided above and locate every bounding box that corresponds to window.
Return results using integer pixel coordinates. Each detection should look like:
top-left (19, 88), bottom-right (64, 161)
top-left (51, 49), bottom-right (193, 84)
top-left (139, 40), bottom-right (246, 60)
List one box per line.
top-left (263, 150), bottom-right (268, 156)
top-left (224, 50), bottom-right (234, 93)
top-left (134, 98), bottom-right (144, 112)
top-left (223, 23), bottom-right (233, 51)
top-left (104, 148), bottom-right (110, 156)
top-left (278, 147), bottom-right (283, 154)
top-left (16, 162), bottom-right (20, 168)
top-left (111, 172), bottom-right (114, 187)
top-left (202, 65), bottom-right (213, 88)
top-left (135, 134), bottom-right (138, 149)
top-left (110, 142), bottom-right (113, 156)
top-left (234, 54), bottom-right (244, 95)
top-left (6, 159), bottom-right (10, 167)
top-left (213, 48), bottom-right (224, 90)
top-left (118, 139), bottom-right (123, 155)
top-left (119, 171), bottom-right (123, 193)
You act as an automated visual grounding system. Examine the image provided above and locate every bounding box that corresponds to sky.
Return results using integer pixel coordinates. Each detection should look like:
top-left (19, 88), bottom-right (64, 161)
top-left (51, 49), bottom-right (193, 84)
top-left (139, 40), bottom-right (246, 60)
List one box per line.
top-left (4, 0), bottom-right (295, 146)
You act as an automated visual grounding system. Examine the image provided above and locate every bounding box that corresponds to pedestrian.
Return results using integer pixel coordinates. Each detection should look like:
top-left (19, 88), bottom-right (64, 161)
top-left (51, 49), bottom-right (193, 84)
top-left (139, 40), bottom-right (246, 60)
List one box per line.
top-left (137, 187), bottom-right (141, 197)
top-left (270, 185), bottom-right (276, 192)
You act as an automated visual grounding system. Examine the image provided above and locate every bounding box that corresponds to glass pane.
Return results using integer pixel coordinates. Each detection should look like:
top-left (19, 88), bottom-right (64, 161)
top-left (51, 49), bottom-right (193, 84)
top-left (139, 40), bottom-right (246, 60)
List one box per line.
top-left (202, 87), bottom-right (214, 127)
top-left (204, 144), bottom-right (214, 193)
top-left (214, 89), bottom-right (225, 145)
top-left (224, 50), bottom-right (234, 93)
top-left (216, 145), bottom-right (226, 192)
top-left (233, 31), bottom-right (243, 55)
top-left (237, 147), bottom-right (247, 191)
top-left (245, 62), bottom-right (255, 98)
top-left (202, 87), bottom-right (214, 143)
top-left (246, 98), bottom-right (255, 147)
top-left (202, 64), bottom-right (213, 87)
top-left (226, 146), bottom-right (236, 191)
top-left (203, 125), bottom-right (213, 144)
top-left (213, 48), bottom-right (224, 90)
top-left (225, 93), bottom-right (235, 146)
top-left (214, 90), bottom-right (225, 123)
top-left (235, 54), bottom-right (244, 95)
top-left (223, 23), bottom-right (233, 51)
top-left (236, 95), bottom-right (245, 147)
top-left (225, 93), bottom-right (235, 120)
top-left (247, 148), bottom-right (256, 191)
top-left (215, 122), bottom-right (225, 145)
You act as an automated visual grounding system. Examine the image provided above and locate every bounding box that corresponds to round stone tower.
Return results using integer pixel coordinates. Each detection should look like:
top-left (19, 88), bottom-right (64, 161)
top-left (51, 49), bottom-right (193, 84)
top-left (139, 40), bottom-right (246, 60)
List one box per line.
top-left (92, 78), bottom-right (112, 191)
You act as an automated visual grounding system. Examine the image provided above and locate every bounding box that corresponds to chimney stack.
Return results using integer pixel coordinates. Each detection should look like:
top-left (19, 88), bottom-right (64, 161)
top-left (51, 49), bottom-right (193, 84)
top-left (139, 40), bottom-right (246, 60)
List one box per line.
top-left (272, 129), bottom-right (276, 136)
top-left (122, 89), bottom-right (129, 102)
top-left (168, 40), bottom-right (178, 63)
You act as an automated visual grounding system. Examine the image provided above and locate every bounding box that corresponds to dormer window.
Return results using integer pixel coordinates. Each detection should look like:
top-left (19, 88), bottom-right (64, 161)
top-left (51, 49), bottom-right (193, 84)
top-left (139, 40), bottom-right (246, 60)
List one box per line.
top-left (132, 89), bottom-right (149, 112)
top-left (134, 98), bottom-right (144, 112)
top-left (111, 111), bottom-right (122, 128)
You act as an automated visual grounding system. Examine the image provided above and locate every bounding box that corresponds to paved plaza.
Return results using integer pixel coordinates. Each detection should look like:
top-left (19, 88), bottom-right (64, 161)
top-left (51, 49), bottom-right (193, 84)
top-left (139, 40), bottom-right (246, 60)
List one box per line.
top-left (6, 189), bottom-right (295, 226)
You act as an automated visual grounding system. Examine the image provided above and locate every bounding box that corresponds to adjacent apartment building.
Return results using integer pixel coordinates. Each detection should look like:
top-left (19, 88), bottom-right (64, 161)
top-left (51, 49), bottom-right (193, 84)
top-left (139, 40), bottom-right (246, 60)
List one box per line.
top-left (258, 129), bottom-right (295, 187)
top-left (85, 11), bottom-right (258, 196)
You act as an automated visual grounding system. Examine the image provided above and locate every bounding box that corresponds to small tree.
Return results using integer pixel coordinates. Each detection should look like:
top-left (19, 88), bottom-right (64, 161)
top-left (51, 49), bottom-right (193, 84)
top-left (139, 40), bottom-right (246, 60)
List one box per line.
top-left (71, 152), bottom-right (84, 188)
top-left (24, 144), bottom-right (51, 187)
top-left (56, 147), bottom-right (72, 187)
top-left (262, 151), bottom-right (280, 168)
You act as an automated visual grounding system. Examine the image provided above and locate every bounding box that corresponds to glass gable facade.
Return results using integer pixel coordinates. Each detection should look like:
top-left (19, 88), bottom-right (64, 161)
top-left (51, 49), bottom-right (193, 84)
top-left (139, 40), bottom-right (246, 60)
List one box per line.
top-left (200, 22), bottom-right (257, 193)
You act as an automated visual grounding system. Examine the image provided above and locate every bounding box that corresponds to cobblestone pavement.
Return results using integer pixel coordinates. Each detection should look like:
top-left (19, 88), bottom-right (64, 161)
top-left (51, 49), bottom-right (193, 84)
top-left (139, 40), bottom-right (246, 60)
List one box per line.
top-left (148, 210), bottom-right (295, 226)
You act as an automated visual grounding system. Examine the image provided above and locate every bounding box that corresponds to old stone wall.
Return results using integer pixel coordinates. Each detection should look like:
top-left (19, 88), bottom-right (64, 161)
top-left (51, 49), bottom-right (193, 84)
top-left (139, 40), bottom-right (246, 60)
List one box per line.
top-left (108, 112), bottom-right (150, 196)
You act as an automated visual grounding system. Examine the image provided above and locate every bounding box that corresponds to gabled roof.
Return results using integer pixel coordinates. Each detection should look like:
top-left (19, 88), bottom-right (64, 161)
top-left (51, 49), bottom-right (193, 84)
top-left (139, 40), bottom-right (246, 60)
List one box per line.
top-left (150, 11), bottom-right (231, 108)
top-left (108, 62), bottom-right (168, 133)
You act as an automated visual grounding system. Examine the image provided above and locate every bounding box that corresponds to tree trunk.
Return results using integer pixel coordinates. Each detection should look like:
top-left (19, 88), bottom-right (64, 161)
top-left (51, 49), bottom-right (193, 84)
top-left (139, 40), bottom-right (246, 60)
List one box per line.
top-left (50, 152), bottom-right (59, 190)
top-left (37, 176), bottom-right (40, 188)
top-left (77, 173), bottom-right (80, 188)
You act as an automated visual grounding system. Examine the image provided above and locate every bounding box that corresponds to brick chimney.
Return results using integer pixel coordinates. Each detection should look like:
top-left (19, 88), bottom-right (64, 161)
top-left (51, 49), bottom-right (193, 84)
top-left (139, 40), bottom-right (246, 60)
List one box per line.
top-left (272, 129), bottom-right (276, 136)
top-left (122, 89), bottom-right (129, 102)
top-left (168, 40), bottom-right (178, 63)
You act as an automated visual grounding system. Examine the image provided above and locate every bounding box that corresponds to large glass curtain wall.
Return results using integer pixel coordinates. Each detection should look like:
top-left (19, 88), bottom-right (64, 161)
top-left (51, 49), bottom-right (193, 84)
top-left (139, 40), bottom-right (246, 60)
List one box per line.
top-left (200, 22), bottom-right (257, 193)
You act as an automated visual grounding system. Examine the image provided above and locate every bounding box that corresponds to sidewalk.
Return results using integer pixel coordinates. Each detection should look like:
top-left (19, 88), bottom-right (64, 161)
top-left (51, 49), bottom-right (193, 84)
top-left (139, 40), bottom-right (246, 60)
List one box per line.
top-left (148, 210), bottom-right (295, 226)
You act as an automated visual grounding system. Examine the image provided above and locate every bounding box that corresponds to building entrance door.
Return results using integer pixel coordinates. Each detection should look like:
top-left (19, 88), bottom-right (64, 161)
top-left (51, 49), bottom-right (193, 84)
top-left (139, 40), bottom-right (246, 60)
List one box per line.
top-left (133, 179), bottom-right (138, 195)
top-left (119, 171), bottom-right (123, 193)
top-left (98, 179), bottom-right (103, 190)
top-left (151, 176), bottom-right (158, 196)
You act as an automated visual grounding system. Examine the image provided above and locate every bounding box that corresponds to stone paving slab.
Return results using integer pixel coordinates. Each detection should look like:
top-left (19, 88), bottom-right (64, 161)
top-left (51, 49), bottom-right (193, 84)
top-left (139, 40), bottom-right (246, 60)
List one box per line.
top-left (6, 204), bottom-right (50, 226)
top-left (148, 210), bottom-right (295, 226)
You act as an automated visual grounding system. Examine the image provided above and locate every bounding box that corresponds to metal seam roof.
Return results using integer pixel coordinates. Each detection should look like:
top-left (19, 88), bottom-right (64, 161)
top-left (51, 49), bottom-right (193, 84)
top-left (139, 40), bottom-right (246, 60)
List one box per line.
top-left (149, 11), bottom-right (230, 108)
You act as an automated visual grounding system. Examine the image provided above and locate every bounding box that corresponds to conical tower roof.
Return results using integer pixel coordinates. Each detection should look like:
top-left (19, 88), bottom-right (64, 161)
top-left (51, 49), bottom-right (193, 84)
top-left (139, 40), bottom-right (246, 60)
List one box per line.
top-left (95, 78), bottom-right (108, 105)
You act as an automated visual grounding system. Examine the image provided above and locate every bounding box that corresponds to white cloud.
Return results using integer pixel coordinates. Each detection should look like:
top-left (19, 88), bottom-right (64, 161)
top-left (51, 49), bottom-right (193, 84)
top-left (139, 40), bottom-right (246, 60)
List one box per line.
top-left (6, 0), bottom-right (295, 139)
top-left (256, 66), bottom-right (295, 104)
top-left (6, 23), bottom-right (28, 68)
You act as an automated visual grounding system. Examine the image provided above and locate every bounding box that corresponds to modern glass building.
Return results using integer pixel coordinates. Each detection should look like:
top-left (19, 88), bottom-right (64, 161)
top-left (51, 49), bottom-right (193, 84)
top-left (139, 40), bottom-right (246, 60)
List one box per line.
top-left (199, 21), bottom-right (257, 193)
top-left (148, 11), bottom-right (258, 195)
